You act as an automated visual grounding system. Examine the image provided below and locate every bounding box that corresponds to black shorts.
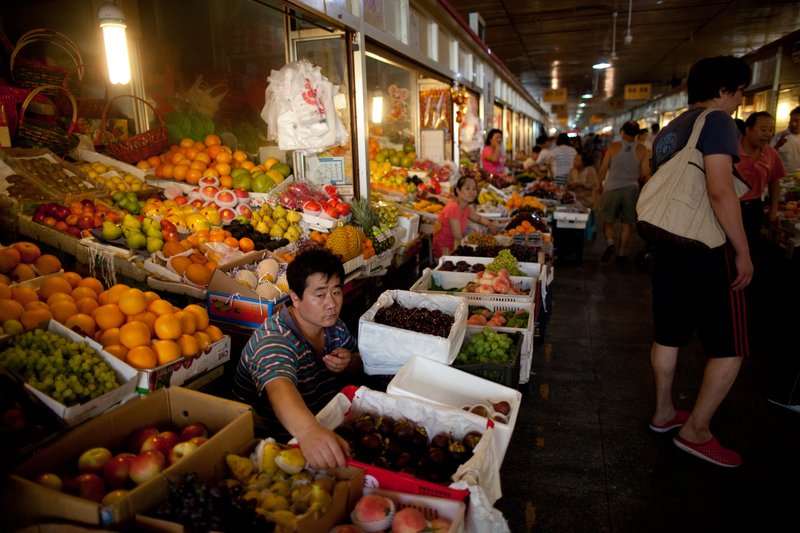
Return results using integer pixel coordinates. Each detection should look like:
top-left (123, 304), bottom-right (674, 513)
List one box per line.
top-left (652, 243), bottom-right (748, 358)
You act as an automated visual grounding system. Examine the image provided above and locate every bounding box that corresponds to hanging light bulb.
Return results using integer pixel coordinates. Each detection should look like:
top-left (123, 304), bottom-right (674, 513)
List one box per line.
top-left (99, 1), bottom-right (131, 84)
top-left (372, 88), bottom-right (383, 124)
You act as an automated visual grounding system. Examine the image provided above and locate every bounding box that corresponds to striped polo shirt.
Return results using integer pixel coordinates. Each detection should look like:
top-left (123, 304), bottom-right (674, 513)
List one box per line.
top-left (232, 306), bottom-right (356, 440)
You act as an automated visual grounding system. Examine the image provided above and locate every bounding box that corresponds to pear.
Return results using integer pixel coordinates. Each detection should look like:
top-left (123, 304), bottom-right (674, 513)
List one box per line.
top-left (242, 490), bottom-right (263, 505)
top-left (270, 469), bottom-right (289, 484)
top-left (261, 494), bottom-right (290, 512)
top-left (290, 501), bottom-right (309, 516)
top-left (272, 205), bottom-right (287, 219)
top-left (288, 472), bottom-right (313, 487)
top-left (269, 510), bottom-right (297, 527)
top-left (122, 214), bottom-right (141, 229)
top-left (286, 210), bottom-right (302, 224)
top-left (277, 218), bottom-right (289, 230)
top-left (269, 481), bottom-right (291, 497)
top-left (312, 477), bottom-right (334, 494)
top-left (146, 237), bottom-right (164, 253)
top-left (309, 483), bottom-right (333, 514)
top-left (126, 232), bottom-right (147, 250)
top-left (261, 443), bottom-right (282, 476)
top-left (226, 453), bottom-right (255, 483)
top-left (101, 221), bottom-right (122, 240)
top-left (275, 448), bottom-right (306, 474)
top-left (290, 484), bottom-right (312, 504)
top-left (260, 205), bottom-right (273, 218)
top-left (269, 225), bottom-right (284, 239)
top-left (256, 221), bottom-right (269, 234)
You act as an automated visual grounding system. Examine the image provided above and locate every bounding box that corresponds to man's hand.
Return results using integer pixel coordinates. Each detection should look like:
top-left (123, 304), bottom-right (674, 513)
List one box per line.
top-left (297, 424), bottom-right (350, 471)
top-left (731, 250), bottom-right (754, 292)
top-left (596, 184), bottom-right (604, 196)
top-left (323, 347), bottom-right (351, 373)
top-left (775, 131), bottom-right (788, 149)
top-left (767, 209), bottom-right (779, 227)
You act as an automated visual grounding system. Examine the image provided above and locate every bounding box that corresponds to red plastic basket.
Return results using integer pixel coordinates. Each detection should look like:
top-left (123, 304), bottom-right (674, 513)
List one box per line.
top-left (100, 95), bottom-right (169, 164)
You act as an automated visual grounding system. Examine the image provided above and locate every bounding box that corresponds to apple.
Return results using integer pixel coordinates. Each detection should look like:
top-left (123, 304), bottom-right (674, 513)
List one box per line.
top-left (66, 227), bottom-right (82, 238)
top-left (77, 447), bottom-right (113, 475)
top-left (219, 208), bottom-right (236, 223)
top-left (103, 453), bottom-right (135, 487)
top-left (141, 435), bottom-right (172, 458)
top-left (159, 431), bottom-right (181, 450)
top-left (129, 450), bottom-right (166, 485)
top-left (168, 441), bottom-right (198, 465)
top-left (180, 423), bottom-right (208, 442)
top-left (34, 473), bottom-right (63, 492)
top-left (32, 212), bottom-right (46, 223)
top-left (81, 199), bottom-right (94, 208)
top-left (44, 203), bottom-right (59, 218)
top-left (77, 215), bottom-right (94, 230)
top-left (189, 437), bottom-right (208, 447)
top-left (101, 489), bottom-right (130, 505)
top-left (74, 473), bottom-right (106, 502)
top-left (65, 214), bottom-right (79, 227)
top-left (35, 204), bottom-right (47, 214)
top-left (55, 206), bottom-right (71, 222)
top-left (3, 408), bottom-right (26, 429)
top-left (190, 199), bottom-right (205, 209)
top-left (128, 425), bottom-right (159, 454)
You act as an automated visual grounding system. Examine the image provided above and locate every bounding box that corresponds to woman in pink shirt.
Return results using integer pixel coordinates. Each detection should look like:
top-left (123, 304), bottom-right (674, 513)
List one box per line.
top-left (481, 129), bottom-right (505, 174)
top-left (433, 176), bottom-right (500, 258)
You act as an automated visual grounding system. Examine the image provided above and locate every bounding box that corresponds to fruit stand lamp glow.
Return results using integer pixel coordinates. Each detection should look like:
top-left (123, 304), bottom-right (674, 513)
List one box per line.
top-left (371, 88), bottom-right (383, 124)
top-left (99, 1), bottom-right (131, 84)
top-left (593, 57), bottom-right (612, 70)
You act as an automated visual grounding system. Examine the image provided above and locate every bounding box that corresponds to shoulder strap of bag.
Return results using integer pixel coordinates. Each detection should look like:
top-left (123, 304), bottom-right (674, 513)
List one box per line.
top-left (685, 108), bottom-right (716, 154)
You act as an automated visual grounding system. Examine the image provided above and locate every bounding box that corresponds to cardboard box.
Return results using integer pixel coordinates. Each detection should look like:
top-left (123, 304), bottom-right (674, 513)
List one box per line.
top-left (3, 387), bottom-right (255, 528)
top-left (76, 119), bottom-right (129, 148)
top-left (136, 336), bottom-right (231, 394)
top-left (135, 439), bottom-right (364, 533)
top-left (206, 250), bottom-right (290, 328)
top-left (0, 319), bottom-right (139, 427)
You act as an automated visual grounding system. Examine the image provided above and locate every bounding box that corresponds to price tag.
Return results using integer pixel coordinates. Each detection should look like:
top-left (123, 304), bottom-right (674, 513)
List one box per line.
top-left (513, 233), bottom-right (527, 245)
top-left (527, 233), bottom-right (542, 247)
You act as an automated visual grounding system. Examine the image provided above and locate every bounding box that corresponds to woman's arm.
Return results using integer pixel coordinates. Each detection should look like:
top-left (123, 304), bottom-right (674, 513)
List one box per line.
top-left (449, 217), bottom-right (463, 249)
top-left (484, 147), bottom-right (501, 163)
top-left (467, 211), bottom-right (499, 234)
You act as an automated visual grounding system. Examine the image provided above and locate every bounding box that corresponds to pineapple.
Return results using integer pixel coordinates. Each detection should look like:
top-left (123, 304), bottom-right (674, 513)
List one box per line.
top-left (324, 223), bottom-right (361, 262)
top-left (351, 198), bottom-right (395, 254)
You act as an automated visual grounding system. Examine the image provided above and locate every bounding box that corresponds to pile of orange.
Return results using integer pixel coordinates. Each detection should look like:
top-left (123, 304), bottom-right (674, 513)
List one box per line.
top-left (308, 231), bottom-right (328, 245)
top-left (272, 252), bottom-right (295, 263)
top-left (356, 230), bottom-right (375, 259)
top-left (507, 220), bottom-right (538, 236)
top-left (368, 137), bottom-right (381, 160)
top-left (0, 242), bottom-right (61, 285)
top-left (0, 272), bottom-right (225, 371)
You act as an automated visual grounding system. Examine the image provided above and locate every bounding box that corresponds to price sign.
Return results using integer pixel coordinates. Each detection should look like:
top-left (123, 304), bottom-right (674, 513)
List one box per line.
top-left (527, 232), bottom-right (542, 247)
top-left (513, 232), bottom-right (527, 246)
top-left (607, 98), bottom-right (625, 110)
top-left (624, 84), bottom-right (651, 100)
top-left (551, 104), bottom-right (568, 118)
top-left (543, 89), bottom-right (567, 102)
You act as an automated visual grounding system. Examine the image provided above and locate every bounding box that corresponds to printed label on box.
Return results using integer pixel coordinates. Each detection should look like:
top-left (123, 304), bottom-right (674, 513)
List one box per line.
top-left (207, 292), bottom-right (290, 327)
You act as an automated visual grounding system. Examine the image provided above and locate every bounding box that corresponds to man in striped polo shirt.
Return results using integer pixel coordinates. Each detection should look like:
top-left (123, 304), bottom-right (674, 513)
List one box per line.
top-left (233, 249), bottom-right (360, 470)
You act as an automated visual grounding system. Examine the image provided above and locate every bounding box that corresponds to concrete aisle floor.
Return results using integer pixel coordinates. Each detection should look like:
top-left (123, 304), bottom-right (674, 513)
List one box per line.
top-left (495, 229), bottom-right (800, 532)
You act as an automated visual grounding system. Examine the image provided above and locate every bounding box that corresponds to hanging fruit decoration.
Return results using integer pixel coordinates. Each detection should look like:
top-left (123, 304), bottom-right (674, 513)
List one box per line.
top-left (452, 83), bottom-right (468, 124)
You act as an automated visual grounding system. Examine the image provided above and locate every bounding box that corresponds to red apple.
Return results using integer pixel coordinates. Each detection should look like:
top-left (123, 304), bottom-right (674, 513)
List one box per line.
top-left (129, 450), bottom-right (166, 485)
top-left (32, 212), bottom-right (46, 223)
top-left (93, 215), bottom-right (104, 228)
top-left (180, 423), bottom-right (208, 442)
top-left (43, 217), bottom-right (57, 226)
top-left (168, 441), bottom-right (198, 465)
top-left (12, 242), bottom-right (41, 263)
top-left (65, 214), bottom-right (79, 227)
top-left (103, 453), bottom-right (135, 487)
top-left (55, 206), bottom-right (71, 221)
top-left (81, 199), bottom-right (94, 208)
top-left (35, 204), bottom-right (47, 214)
top-left (74, 473), bottom-right (106, 502)
top-left (77, 447), bottom-right (113, 475)
top-left (141, 435), bottom-right (172, 458)
top-left (34, 473), bottom-right (63, 492)
top-left (101, 489), bottom-right (130, 505)
top-left (189, 437), bottom-right (208, 447)
top-left (159, 431), bottom-right (180, 450)
top-left (44, 203), bottom-right (59, 218)
top-left (128, 425), bottom-right (159, 454)
top-left (77, 215), bottom-right (94, 230)
top-left (66, 227), bottom-right (82, 237)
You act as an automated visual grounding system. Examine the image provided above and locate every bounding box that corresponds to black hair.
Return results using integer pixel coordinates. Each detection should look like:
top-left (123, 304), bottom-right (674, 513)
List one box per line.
top-left (286, 249), bottom-right (344, 300)
top-left (576, 152), bottom-right (594, 167)
top-left (744, 111), bottom-right (773, 130)
top-left (790, 106), bottom-right (800, 117)
top-left (535, 135), bottom-right (548, 145)
top-left (651, 123), bottom-right (660, 133)
top-left (485, 129), bottom-right (502, 146)
top-left (621, 121), bottom-right (640, 137)
top-left (687, 56), bottom-right (751, 105)
top-left (533, 145), bottom-right (542, 153)
top-left (734, 118), bottom-right (746, 137)
top-left (455, 175), bottom-right (477, 193)
top-left (556, 133), bottom-right (570, 146)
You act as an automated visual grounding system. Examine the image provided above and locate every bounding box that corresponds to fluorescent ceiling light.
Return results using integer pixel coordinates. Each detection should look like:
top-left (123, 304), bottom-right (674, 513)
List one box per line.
top-left (593, 58), bottom-right (611, 70)
top-left (579, 103), bottom-right (586, 107)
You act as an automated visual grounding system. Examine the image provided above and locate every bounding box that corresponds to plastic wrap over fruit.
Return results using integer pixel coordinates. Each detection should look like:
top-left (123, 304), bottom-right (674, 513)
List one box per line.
top-left (278, 191), bottom-right (298, 209)
top-left (286, 182), bottom-right (311, 198)
top-left (200, 242), bottom-right (246, 266)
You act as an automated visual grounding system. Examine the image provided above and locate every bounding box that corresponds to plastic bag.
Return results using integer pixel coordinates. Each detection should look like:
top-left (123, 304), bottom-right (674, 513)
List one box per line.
top-left (201, 242), bottom-right (246, 265)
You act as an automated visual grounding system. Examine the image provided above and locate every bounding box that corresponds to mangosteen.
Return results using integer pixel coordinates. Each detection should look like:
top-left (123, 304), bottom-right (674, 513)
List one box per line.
top-left (354, 418), bottom-right (375, 435)
top-left (334, 425), bottom-right (354, 442)
top-left (399, 467), bottom-right (416, 476)
top-left (417, 456), bottom-right (430, 473)
top-left (371, 456), bottom-right (390, 469)
top-left (427, 448), bottom-right (448, 470)
top-left (448, 440), bottom-right (469, 464)
top-left (431, 433), bottom-right (450, 450)
top-left (376, 416), bottom-right (395, 437)
top-left (463, 431), bottom-right (482, 452)
top-left (428, 472), bottom-right (446, 485)
top-left (392, 419), bottom-right (415, 442)
top-left (357, 433), bottom-right (383, 460)
top-left (394, 453), bottom-right (414, 470)
top-left (384, 437), bottom-right (403, 459)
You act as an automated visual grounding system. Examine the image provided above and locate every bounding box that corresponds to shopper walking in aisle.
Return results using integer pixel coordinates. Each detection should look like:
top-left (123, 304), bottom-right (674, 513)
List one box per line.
top-left (646, 56), bottom-right (753, 468)
top-left (596, 121), bottom-right (650, 264)
top-left (771, 106), bottom-right (800, 174)
top-left (735, 112), bottom-right (785, 250)
top-left (232, 250), bottom-right (361, 470)
top-left (547, 133), bottom-right (578, 188)
top-left (432, 175), bottom-right (499, 258)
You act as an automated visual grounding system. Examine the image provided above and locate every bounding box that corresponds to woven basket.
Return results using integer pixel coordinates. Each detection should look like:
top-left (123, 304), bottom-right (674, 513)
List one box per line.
top-left (17, 85), bottom-right (79, 154)
top-left (55, 65), bottom-right (108, 119)
top-left (101, 95), bottom-right (169, 164)
top-left (0, 81), bottom-right (49, 138)
top-left (10, 29), bottom-right (83, 98)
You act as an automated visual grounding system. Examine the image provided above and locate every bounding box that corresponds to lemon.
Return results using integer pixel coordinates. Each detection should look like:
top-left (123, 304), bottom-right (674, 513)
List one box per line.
top-left (106, 182), bottom-right (117, 191)
top-left (96, 176), bottom-right (107, 185)
top-left (93, 164), bottom-right (108, 173)
top-left (107, 166), bottom-right (116, 172)
top-left (87, 170), bottom-right (99, 178)
top-left (124, 174), bottom-right (137, 184)
top-left (131, 181), bottom-right (142, 191)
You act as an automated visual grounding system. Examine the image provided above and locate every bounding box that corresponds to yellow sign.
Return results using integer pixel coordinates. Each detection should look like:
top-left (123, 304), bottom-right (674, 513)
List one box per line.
top-left (557, 117), bottom-right (568, 124)
top-left (551, 104), bottom-right (568, 118)
top-left (625, 84), bottom-right (651, 100)
top-left (607, 98), bottom-right (625, 111)
top-left (589, 116), bottom-right (603, 123)
top-left (543, 89), bottom-right (567, 102)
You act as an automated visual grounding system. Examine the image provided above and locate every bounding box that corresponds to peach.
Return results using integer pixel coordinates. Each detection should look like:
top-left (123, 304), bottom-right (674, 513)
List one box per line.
top-left (159, 431), bottom-right (181, 450)
top-left (34, 473), bottom-right (63, 492)
top-left (141, 435), bottom-right (172, 458)
top-left (391, 508), bottom-right (427, 533)
top-left (353, 494), bottom-right (395, 523)
top-left (129, 450), bottom-right (166, 485)
top-left (74, 473), bottom-right (105, 502)
top-left (180, 423), bottom-right (208, 442)
top-left (168, 441), bottom-right (198, 465)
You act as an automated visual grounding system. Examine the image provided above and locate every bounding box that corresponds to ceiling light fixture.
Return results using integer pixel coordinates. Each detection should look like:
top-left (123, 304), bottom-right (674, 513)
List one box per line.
top-left (610, 12), bottom-right (618, 61)
top-left (582, 94), bottom-right (593, 99)
top-left (579, 103), bottom-right (586, 107)
top-left (98, 1), bottom-right (130, 84)
top-left (593, 58), bottom-right (611, 70)
top-left (624, 0), bottom-right (633, 45)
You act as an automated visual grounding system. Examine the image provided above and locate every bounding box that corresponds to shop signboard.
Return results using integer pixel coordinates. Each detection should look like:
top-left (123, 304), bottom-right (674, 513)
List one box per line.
top-left (551, 104), bottom-right (568, 119)
top-left (589, 113), bottom-right (607, 123)
top-left (543, 89), bottom-right (567, 102)
top-left (625, 84), bottom-right (651, 100)
top-left (607, 98), bottom-right (625, 110)
top-left (557, 117), bottom-right (568, 124)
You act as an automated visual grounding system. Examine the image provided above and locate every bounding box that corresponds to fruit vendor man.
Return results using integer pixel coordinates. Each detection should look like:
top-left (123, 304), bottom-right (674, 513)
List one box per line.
top-left (232, 249), bottom-right (361, 470)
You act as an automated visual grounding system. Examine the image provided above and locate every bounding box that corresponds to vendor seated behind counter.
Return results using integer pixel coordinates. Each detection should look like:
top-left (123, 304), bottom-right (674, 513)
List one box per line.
top-left (232, 249), bottom-right (361, 470)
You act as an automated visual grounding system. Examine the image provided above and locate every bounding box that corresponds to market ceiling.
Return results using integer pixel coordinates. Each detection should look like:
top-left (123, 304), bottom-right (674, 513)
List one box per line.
top-left (452, 0), bottom-right (800, 128)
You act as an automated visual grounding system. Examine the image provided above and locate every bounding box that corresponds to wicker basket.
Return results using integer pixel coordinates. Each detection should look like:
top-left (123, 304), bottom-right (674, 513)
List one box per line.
top-left (55, 65), bottom-right (108, 119)
top-left (101, 95), bottom-right (169, 164)
top-left (17, 85), bottom-right (79, 154)
top-left (0, 81), bottom-right (49, 138)
top-left (10, 29), bottom-right (83, 98)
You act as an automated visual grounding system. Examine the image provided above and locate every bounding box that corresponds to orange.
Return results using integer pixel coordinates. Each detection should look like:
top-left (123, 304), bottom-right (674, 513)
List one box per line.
top-left (118, 288), bottom-right (148, 316)
top-left (127, 346), bottom-right (157, 369)
top-left (185, 147), bottom-right (200, 160)
top-left (147, 156), bottom-right (162, 168)
top-left (71, 286), bottom-right (98, 302)
top-left (202, 168), bottom-right (220, 179)
top-left (215, 163), bottom-right (231, 176)
top-left (193, 142), bottom-right (207, 151)
top-left (207, 145), bottom-right (223, 161)
top-left (180, 138), bottom-right (195, 148)
top-left (50, 300), bottom-right (79, 324)
top-left (177, 334), bottom-right (200, 358)
top-left (193, 331), bottom-right (211, 350)
top-left (24, 301), bottom-right (49, 312)
top-left (219, 176), bottom-right (233, 188)
top-left (130, 311), bottom-right (157, 337)
top-left (185, 264), bottom-right (212, 285)
top-left (210, 228), bottom-right (225, 237)
top-left (183, 304), bottom-right (209, 330)
top-left (232, 151), bottom-right (247, 163)
top-left (98, 290), bottom-right (110, 306)
top-left (11, 287), bottom-right (38, 308)
top-left (189, 160), bottom-right (207, 172)
top-left (194, 152), bottom-right (211, 165)
top-left (205, 325), bottom-right (224, 343)
top-left (144, 291), bottom-right (161, 306)
top-left (0, 299), bottom-right (24, 323)
top-left (98, 328), bottom-right (121, 347)
top-left (185, 169), bottom-right (202, 185)
top-left (172, 165), bottom-right (189, 181)
top-left (216, 151), bottom-right (232, 164)
top-left (65, 314), bottom-right (95, 337)
top-left (174, 311), bottom-right (197, 335)
top-left (148, 299), bottom-right (175, 317)
top-left (238, 238), bottom-right (254, 253)
top-left (154, 313), bottom-right (182, 340)
top-left (221, 145), bottom-right (232, 154)
top-left (22, 309), bottom-right (53, 329)
top-left (239, 161), bottom-right (255, 171)
top-left (104, 345), bottom-right (129, 362)
top-left (204, 134), bottom-right (221, 146)
top-left (47, 293), bottom-right (74, 306)
top-left (205, 261), bottom-right (218, 272)
top-left (76, 297), bottom-right (99, 316)
top-left (152, 340), bottom-right (182, 366)
top-left (95, 304), bottom-right (126, 330)
top-left (60, 272), bottom-right (82, 289)
top-left (78, 278), bottom-right (104, 296)
top-left (119, 321), bottom-right (151, 349)
top-left (223, 237), bottom-right (239, 248)
top-left (106, 284), bottom-right (130, 305)
top-left (209, 234), bottom-right (225, 243)
top-left (38, 277), bottom-right (73, 302)
top-left (161, 164), bottom-right (175, 179)
top-left (180, 240), bottom-right (194, 251)
top-left (0, 282), bottom-right (9, 301)
top-left (136, 160), bottom-right (151, 170)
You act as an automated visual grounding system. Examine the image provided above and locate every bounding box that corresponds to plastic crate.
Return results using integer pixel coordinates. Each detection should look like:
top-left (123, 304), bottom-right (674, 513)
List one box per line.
top-left (453, 331), bottom-right (523, 389)
top-left (363, 487), bottom-right (466, 533)
top-left (411, 269), bottom-right (535, 303)
top-left (436, 256), bottom-right (542, 277)
top-left (465, 300), bottom-right (536, 362)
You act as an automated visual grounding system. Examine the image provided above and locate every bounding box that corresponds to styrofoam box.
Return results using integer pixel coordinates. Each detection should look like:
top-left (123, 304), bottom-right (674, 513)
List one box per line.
top-left (364, 487), bottom-right (466, 533)
top-left (465, 299), bottom-right (536, 361)
top-left (411, 269), bottom-right (535, 303)
top-left (358, 290), bottom-right (468, 376)
top-left (553, 206), bottom-right (591, 222)
top-left (387, 355), bottom-right (522, 465)
top-left (397, 212), bottom-right (421, 244)
top-left (78, 150), bottom-right (147, 180)
top-left (436, 256), bottom-right (542, 278)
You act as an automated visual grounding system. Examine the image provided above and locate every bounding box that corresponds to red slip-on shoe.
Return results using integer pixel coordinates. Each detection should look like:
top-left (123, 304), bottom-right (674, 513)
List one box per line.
top-left (649, 410), bottom-right (691, 433)
top-left (673, 435), bottom-right (742, 467)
